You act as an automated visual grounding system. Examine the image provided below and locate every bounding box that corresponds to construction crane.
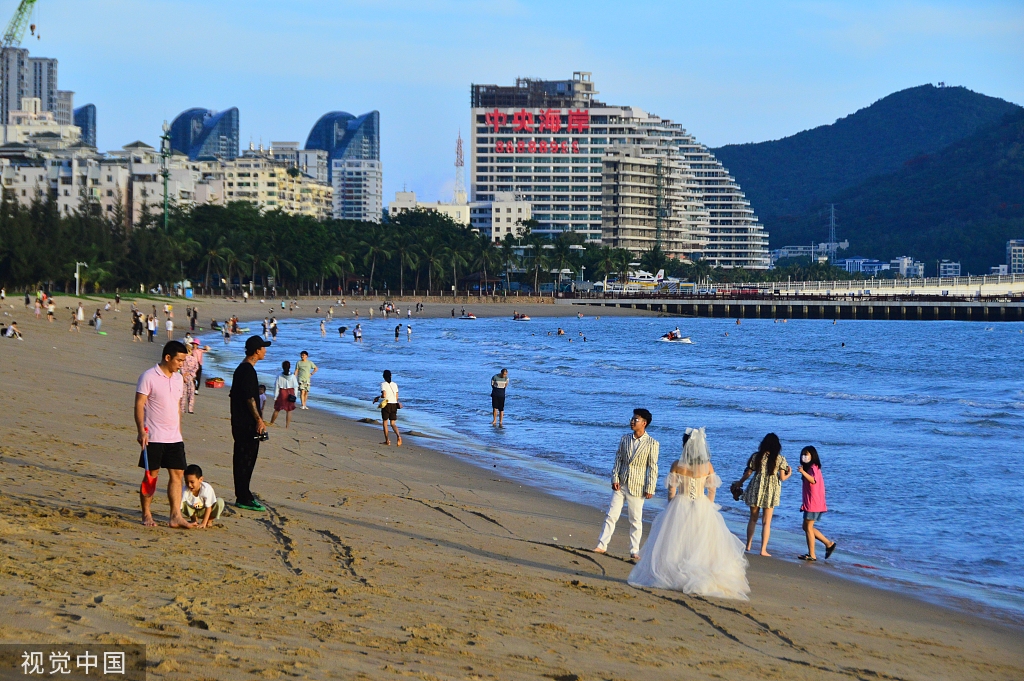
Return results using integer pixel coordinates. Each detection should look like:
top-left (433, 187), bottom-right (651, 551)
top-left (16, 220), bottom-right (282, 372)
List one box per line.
top-left (2, 0), bottom-right (39, 49)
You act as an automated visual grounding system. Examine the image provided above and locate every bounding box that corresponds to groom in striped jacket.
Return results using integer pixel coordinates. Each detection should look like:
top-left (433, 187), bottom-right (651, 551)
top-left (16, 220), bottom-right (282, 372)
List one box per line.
top-left (594, 408), bottom-right (660, 561)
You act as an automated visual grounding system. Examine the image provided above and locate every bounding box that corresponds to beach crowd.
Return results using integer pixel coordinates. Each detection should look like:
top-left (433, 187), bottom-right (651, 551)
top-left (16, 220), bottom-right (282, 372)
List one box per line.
top-left (124, 300), bottom-right (839, 603)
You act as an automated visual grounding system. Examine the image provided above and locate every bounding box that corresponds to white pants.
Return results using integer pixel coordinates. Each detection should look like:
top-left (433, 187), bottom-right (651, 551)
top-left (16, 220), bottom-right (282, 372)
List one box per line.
top-left (596, 489), bottom-right (645, 555)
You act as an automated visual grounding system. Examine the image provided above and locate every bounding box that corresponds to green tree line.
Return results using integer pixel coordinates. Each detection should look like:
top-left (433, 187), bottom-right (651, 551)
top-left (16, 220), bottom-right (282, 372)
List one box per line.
top-left (0, 195), bottom-right (862, 295)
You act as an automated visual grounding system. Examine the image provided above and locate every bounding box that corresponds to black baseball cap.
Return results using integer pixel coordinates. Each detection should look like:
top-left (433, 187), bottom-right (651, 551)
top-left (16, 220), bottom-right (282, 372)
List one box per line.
top-left (245, 335), bottom-right (271, 355)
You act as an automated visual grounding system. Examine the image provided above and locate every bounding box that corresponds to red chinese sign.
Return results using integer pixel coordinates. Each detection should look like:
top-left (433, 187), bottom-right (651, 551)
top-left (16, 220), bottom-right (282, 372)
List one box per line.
top-left (494, 139), bottom-right (581, 154)
top-left (484, 108), bottom-right (590, 134)
top-left (485, 107), bottom-right (590, 154)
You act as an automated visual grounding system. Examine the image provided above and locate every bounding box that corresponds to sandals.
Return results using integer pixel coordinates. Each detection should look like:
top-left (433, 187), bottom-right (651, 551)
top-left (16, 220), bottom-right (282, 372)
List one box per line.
top-left (798, 554), bottom-right (817, 561)
top-left (825, 542), bottom-right (838, 559)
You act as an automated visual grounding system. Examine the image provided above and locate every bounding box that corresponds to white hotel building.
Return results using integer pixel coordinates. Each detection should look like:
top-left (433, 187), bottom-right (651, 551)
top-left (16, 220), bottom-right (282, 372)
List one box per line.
top-left (470, 73), bottom-right (769, 269)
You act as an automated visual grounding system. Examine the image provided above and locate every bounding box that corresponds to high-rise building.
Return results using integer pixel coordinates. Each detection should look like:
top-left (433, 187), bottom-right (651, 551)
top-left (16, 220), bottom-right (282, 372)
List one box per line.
top-left (2, 51), bottom-right (83, 127)
top-left (305, 110), bottom-right (381, 221)
top-left (28, 57), bottom-right (57, 113)
top-left (601, 146), bottom-right (709, 259)
top-left (54, 90), bottom-right (73, 126)
top-left (470, 192), bottom-right (532, 242)
top-left (332, 158), bottom-right (382, 222)
top-left (169, 107), bottom-right (239, 161)
top-left (1008, 240), bottom-right (1024, 275)
top-left (470, 72), bottom-right (769, 268)
top-left (304, 110), bottom-right (379, 182)
top-left (1, 48), bottom-right (31, 125)
top-left (74, 104), bottom-right (96, 148)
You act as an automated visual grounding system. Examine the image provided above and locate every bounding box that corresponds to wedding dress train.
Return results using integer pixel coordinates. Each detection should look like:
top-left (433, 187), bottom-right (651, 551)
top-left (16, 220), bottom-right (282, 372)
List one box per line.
top-left (628, 472), bottom-right (750, 600)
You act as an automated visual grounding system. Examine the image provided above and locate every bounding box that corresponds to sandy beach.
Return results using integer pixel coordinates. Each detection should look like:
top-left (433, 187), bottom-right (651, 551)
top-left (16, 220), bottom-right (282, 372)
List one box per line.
top-left (1, 294), bottom-right (1021, 680)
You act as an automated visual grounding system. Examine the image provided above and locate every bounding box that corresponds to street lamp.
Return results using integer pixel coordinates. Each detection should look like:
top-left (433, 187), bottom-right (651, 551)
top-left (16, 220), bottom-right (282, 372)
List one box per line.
top-left (75, 262), bottom-right (88, 297)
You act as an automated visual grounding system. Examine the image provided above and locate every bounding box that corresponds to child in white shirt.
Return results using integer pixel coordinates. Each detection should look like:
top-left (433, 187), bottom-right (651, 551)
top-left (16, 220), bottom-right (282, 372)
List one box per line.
top-left (181, 464), bottom-right (224, 528)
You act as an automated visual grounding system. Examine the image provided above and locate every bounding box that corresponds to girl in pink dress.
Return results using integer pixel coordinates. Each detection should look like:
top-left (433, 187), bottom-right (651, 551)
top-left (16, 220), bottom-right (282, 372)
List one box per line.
top-left (797, 446), bottom-right (837, 561)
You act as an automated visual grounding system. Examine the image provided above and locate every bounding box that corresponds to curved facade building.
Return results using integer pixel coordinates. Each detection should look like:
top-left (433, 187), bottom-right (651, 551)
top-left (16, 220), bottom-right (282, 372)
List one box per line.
top-left (306, 110), bottom-right (382, 221)
top-left (470, 73), bottom-right (769, 268)
top-left (304, 110), bottom-right (379, 181)
top-left (169, 107), bottom-right (239, 161)
top-left (73, 104), bottom-right (96, 148)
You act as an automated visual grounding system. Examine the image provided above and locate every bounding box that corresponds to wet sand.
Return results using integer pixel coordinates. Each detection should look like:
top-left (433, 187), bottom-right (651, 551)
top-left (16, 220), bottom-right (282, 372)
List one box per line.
top-left (0, 294), bottom-right (1021, 680)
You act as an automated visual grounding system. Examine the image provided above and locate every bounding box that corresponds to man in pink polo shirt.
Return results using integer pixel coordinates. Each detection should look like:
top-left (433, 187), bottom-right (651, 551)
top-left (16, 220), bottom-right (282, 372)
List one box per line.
top-left (135, 340), bottom-right (195, 528)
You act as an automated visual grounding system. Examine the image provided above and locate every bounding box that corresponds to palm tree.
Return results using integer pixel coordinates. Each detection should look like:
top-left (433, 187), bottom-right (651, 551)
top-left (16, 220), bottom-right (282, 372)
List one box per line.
top-left (687, 258), bottom-right (714, 285)
top-left (419, 237), bottom-right (446, 293)
top-left (639, 244), bottom-right (667, 275)
top-left (522, 232), bottom-right (548, 293)
top-left (445, 246), bottom-right (469, 294)
top-left (198, 239), bottom-right (232, 289)
top-left (223, 250), bottom-right (245, 293)
top-left (393, 239), bottom-right (419, 294)
top-left (472, 235), bottom-right (501, 296)
top-left (265, 251), bottom-right (297, 290)
top-left (594, 245), bottom-right (618, 290)
top-left (361, 226), bottom-right (392, 292)
top-left (614, 249), bottom-right (633, 288)
top-left (327, 251), bottom-right (354, 294)
top-left (548, 236), bottom-right (577, 289)
top-left (499, 234), bottom-right (518, 291)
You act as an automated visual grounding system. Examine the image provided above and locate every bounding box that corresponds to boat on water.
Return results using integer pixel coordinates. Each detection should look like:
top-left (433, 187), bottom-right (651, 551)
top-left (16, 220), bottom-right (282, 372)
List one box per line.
top-left (512, 314), bottom-right (531, 321)
top-left (660, 334), bottom-right (693, 344)
top-left (460, 314), bottom-right (477, 320)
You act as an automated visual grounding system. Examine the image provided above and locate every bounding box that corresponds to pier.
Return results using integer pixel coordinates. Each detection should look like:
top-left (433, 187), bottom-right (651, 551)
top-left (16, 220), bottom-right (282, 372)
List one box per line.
top-left (560, 296), bottom-right (1024, 321)
top-left (556, 274), bottom-right (1024, 321)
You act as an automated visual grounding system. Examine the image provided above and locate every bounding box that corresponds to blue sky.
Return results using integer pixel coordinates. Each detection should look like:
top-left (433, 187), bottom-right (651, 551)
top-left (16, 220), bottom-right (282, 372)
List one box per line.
top-left (31, 0), bottom-right (1024, 202)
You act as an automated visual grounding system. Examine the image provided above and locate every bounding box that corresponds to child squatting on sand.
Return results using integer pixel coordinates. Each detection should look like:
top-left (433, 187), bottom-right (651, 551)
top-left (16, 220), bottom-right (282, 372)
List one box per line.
top-left (181, 464), bottom-right (225, 529)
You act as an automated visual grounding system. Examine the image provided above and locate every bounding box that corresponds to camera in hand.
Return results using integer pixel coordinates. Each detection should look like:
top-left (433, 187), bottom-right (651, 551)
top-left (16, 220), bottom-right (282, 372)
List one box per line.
top-left (255, 430), bottom-right (269, 441)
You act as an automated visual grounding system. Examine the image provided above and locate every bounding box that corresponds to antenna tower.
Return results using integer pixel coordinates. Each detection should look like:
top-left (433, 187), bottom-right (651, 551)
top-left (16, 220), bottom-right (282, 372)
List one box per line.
top-left (453, 131), bottom-right (467, 204)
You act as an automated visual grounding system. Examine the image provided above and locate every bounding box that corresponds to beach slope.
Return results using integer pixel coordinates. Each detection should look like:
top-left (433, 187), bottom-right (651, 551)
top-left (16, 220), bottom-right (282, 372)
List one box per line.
top-left (0, 297), bottom-right (1021, 680)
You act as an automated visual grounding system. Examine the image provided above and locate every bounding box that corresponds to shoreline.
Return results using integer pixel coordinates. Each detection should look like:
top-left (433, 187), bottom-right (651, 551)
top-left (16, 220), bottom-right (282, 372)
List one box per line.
top-left (201, 324), bottom-right (1024, 631)
top-left (1, 294), bottom-right (1021, 679)
top-left (162, 294), bottom-right (1024, 626)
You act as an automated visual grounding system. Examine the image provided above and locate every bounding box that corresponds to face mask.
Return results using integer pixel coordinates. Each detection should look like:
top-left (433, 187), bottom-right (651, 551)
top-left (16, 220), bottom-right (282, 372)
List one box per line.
top-left (801, 454), bottom-right (812, 463)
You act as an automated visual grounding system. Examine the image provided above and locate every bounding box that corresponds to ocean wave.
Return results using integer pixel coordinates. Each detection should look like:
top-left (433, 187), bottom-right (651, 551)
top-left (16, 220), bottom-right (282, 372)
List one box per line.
top-left (823, 391), bottom-right (942, 406)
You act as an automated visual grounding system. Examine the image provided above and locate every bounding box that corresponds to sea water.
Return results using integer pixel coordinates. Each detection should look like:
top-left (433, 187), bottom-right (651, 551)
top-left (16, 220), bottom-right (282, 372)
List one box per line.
top-left (205, 313), bottom-right (1024, 620)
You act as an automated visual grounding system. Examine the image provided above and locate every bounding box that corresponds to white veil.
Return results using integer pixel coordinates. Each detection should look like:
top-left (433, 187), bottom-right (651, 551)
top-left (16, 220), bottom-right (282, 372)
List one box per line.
top-left (678, 427), bottom-right (712, 477)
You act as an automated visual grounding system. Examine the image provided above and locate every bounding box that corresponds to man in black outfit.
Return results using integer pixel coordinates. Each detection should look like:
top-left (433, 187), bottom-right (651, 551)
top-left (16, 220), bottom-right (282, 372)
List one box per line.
top-left (231, 335), bottom-right (270, 511)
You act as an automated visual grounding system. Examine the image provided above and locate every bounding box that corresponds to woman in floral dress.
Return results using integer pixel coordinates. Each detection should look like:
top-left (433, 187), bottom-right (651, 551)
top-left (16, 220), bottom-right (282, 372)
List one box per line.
top-left (180, 341), bottom-right (200, 414)
top-left (737, 433), bottom-right (792, 556)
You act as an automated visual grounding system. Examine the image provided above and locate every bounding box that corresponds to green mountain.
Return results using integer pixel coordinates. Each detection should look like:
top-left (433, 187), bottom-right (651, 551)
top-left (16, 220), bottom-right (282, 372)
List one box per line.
top-left (713, 85), bottom-right (1022, 226)
top-left (773, 108), bottom-right (1024, 274)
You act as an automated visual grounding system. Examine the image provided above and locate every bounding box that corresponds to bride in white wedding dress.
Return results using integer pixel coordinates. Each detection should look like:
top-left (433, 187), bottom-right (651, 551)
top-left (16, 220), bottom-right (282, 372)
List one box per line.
top-left (628, 427), bottom-right (750, 600)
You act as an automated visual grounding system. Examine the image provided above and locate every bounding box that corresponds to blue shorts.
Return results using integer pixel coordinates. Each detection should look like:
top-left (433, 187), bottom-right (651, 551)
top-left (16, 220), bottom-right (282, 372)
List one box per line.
top-left (803, 511), bottom-right (825, 521)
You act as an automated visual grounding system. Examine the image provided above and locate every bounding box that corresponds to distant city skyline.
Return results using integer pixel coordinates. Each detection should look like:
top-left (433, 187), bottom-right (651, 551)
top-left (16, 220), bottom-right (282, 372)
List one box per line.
top-left (32, 0), bottom-right (1024, 203)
